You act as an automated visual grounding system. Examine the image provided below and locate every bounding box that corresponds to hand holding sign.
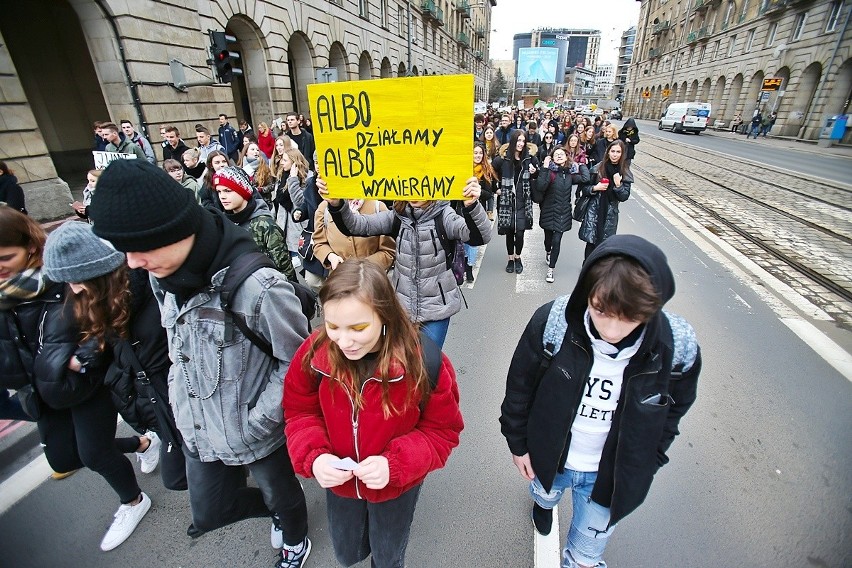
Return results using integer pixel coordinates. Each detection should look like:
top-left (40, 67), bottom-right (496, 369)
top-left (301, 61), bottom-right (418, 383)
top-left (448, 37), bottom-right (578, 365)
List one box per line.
top-left (316, 177), bottom-right (341, 208)
top-left (462, 176), bottom-right (481, 207)
top-left (308, 75), bottom-right (473, 202)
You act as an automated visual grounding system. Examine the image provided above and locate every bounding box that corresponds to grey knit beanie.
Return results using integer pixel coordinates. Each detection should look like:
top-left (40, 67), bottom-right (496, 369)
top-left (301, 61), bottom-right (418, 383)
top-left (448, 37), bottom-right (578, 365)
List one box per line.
top-left (43, 221), bottom-right (126, 283)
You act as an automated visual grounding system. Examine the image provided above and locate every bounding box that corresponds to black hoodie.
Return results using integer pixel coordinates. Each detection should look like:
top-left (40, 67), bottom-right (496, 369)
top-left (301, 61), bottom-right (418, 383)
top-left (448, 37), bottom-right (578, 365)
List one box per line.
top-left (500, 235), bottom-right (700, 527)
top-left (618, 117), bottom-right (640, 161)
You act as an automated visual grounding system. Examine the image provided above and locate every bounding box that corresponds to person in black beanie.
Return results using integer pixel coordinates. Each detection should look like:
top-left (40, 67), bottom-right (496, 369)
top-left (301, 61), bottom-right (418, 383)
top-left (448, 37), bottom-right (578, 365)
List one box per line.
top-left (90, 159), bottom-right (312, 568)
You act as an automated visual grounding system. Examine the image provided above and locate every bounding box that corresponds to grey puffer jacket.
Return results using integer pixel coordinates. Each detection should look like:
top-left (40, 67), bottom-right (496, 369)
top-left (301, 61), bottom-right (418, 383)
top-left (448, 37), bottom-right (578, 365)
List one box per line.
top-left (330, 200), bottom-right (492, 323)
top-left (578, 163), bottom-right (632, 245)
top-left (153, 267), bottom-right (309, 465)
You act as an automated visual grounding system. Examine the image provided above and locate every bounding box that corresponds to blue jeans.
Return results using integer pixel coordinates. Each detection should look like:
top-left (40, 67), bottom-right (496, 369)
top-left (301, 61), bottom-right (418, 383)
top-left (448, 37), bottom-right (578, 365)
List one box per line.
top-left (419, 318), bottom-right (450, 349)
top-left (530, 470), bottom-right (615, 568)
top-left (747, 125), bottom-right (761, 138)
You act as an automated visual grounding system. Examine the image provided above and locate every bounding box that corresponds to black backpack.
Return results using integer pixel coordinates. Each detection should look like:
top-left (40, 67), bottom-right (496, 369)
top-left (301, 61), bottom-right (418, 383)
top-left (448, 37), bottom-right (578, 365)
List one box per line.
top-left (219, 252), bottom-right (317, 359)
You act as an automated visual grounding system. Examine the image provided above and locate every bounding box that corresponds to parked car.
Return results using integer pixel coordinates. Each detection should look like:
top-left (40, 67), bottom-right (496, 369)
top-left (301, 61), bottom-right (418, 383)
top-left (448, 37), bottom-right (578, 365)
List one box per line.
top-left (609, 109), bottom-right (622, 120)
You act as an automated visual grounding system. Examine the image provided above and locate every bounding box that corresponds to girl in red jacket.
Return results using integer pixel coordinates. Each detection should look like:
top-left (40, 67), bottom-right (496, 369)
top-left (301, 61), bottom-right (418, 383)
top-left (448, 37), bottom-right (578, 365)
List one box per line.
top-left (284, 259), bottom-right (463, 568)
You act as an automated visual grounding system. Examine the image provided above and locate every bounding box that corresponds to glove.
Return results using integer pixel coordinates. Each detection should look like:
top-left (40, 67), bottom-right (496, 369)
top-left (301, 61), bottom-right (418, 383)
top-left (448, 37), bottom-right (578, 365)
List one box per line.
top-left (74, 337), bottom-right (106, 370)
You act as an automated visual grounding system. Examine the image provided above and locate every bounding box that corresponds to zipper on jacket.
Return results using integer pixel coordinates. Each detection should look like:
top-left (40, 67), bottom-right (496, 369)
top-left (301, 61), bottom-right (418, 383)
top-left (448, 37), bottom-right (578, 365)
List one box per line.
top-left (555, 336), bottom-right (591, 474)
top-left (607, 354), bottom-right (659, 528)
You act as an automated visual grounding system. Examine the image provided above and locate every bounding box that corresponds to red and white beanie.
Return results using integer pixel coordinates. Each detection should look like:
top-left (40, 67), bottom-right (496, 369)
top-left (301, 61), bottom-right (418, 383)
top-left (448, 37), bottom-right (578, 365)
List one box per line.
top-left (212, 166), bottom-right (255, 200)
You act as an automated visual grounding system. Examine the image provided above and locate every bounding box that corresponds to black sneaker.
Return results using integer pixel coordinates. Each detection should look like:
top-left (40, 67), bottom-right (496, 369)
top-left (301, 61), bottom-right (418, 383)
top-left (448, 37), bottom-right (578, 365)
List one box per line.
top-left (532, 503), bottom-right (553, 535)
top-left (506, 260), bottom-right (515, 273)
top-left (514, 258), bottom-right (524, 274)
top-left (275, 537), bottom-right (312, 568)
top-left (465, 265), bottom-right (474, 283)
top-left (186, 523), bottom-right (205, 539)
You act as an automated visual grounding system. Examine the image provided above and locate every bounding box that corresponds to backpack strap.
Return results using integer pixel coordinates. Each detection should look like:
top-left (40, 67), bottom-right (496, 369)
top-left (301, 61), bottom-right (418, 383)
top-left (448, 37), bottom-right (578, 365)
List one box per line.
top-left (219, 252), bottom-right (277, 359)
top-left (534, 295), bottom-right (571, 386)
top-left (663, 310), bottom-right (698, 374)
top-left (433, 211), bottom-right (453, 271)
top-left (419, 330), bottom-right (442, 391)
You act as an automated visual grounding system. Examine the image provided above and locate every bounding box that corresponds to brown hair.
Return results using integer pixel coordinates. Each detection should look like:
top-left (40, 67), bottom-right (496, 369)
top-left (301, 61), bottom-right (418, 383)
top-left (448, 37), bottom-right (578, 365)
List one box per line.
top-left (101, 122), bottom-right (119, 133)
top-left (271, 135), bottom-right (295, 177)
top-left (302, 259), bottom-right (430, 416)
top-left (604, 139), bottom-right (631, 179)
top-left (202, 150), bottom-right (228, 189)
top-left (474, 142), bottom-right (498, 183)
top-left (283, 148), bottom-right (310, 184)
top-left (480, 124), bottom-right (497, 159)
top-left (0, 205), bottom-right (45, 268)
top-left (0, 161), bottom-right (14, 176)
top-left (72, 266), bottom-right (131, 349)
top-left (582, 255), bottom-right (660, 322)
top-left (164, 125), bottom-right (180, 136)
top-left (162, 159), bottom-right (183, 173)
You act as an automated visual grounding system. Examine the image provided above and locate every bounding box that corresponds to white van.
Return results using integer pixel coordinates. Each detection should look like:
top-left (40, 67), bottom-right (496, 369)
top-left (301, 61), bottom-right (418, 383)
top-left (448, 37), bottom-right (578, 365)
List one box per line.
top-left (658, 102), bottom-right (712, 134)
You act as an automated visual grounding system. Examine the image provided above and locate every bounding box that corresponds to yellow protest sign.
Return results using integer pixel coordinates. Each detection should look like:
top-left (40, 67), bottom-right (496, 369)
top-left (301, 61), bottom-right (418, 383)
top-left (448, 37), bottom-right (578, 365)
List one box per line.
top-left (307, 74), bottom-right (473, 201)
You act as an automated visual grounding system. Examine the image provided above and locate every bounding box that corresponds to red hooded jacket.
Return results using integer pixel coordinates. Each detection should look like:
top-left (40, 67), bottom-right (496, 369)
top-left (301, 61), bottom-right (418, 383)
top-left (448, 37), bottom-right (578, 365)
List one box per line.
top-left (283, 333), bottom-right (464, 503)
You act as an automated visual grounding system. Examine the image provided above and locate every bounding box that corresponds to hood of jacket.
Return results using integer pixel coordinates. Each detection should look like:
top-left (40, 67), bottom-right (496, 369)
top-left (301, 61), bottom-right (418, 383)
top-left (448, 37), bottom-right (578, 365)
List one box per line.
top-left (618, 118), bottom-right (638, 136)
top-left (565, 234), bottom-right (675, 327)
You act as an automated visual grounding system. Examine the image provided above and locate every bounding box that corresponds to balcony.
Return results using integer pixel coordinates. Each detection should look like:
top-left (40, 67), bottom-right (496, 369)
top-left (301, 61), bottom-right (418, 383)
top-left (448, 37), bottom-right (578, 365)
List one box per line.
top-left (694, 0), bottom-right (709, 11)
top-left (455, 0), bottom-right (471, 18)
top-left (457, 32), bottom-right (470, 48)
top-left (473, 50), bottom-right (483, 60)
top-left (696, 24), bottom-right (714, 39)
top-left (652, 20), bottom-right (671, 35)
top-left (421, 0), bottom-right (438, 21)
top-left (648, 47), bottom-right (662, 58)
top-left (475, 26), bottom-right (486, 38)
top-left (759, 0), bottom-right (788, 15)
top-left (436, 7), bottom-right (444, 26)
top-left (687, 31), bottom-right (699, 43)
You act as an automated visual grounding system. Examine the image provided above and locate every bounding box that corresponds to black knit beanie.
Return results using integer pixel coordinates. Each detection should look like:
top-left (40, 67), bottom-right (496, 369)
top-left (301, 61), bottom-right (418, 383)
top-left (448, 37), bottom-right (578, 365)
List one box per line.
top-left (90, 159), bottom-right (203, 252)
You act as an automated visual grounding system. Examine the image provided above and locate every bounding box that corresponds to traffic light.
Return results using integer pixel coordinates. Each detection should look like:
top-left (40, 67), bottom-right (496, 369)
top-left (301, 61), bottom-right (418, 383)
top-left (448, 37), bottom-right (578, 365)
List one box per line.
top-left (208, 30), bottom-right (242, 83)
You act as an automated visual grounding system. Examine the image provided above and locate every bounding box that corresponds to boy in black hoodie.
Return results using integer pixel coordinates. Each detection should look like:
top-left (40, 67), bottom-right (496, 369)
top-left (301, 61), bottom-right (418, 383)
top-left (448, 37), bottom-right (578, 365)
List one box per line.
top-left (617, 118), bottom-right (640, 162)
top-left (500, 235), bottom-right (700, 568)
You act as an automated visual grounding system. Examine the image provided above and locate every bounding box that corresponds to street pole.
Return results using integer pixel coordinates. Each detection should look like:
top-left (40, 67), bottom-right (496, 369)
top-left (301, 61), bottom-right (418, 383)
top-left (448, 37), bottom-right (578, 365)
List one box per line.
top-left (406, 0), bottom-right (412, 76)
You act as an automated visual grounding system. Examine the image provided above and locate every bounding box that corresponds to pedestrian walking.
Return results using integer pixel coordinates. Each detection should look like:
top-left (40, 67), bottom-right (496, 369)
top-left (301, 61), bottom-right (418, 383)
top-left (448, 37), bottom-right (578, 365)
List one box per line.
top-left (89, 159), bottom-right (311, 568)
top-left (218, 114), bottom-right (241, 163)
top-left (42, 222), bottom-right (187, 491)
top-left (492, 129), bottom-right (539, 275)
top-left (617, 118), bottom-right (640, 162)
top-left (500, 234), bottom-right (701, 568)
top-left (534, 147), bottom-right (590, 284)
top-left (318, 176), bottom-right (491, 349)
top-left (760, 111), bottom-right (777, 138)
top-left (577, 140), bottom-right (633, 260)
top-left (747, 111), bottom-right (763, 139)
top-left (0, 205), bottom-right (152, 552)
top-left (284, 259), bottom-right (463, 568)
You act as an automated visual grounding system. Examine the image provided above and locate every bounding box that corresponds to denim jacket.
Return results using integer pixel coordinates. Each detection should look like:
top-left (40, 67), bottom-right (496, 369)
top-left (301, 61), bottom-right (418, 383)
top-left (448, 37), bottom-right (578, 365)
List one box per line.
top-left (153, 266), bottom-right (309, 465)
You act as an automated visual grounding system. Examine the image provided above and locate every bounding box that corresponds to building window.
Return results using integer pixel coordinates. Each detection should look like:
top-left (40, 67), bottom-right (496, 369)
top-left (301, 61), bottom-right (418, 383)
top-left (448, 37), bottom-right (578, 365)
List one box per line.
top-left (739, 0), bottom-right (749, 21)
top-left (380, 0), bottom-right (387, 28)
top-left (711, 40), bottom-right (721, 60)
top-left (827, 0), bottom-right (844, 31)
top-left (724, 1), bottom-right (736, 27)
top-left (359, 0), bottom-right (368, 19)
top-left (689, 48), bottom-right (695, 64)
top-left (727, 34), bottom-right (737, 56)
top-left (745, 28), bottom-right (756, 51)
top-left (398, 6), bottom-right (405, 36)
top-left (699, 45), bottom-right (707, 62)
top-left (791, 12), bottom-right (808, 40)
top-left (765, 22), bottom-right (777, 47)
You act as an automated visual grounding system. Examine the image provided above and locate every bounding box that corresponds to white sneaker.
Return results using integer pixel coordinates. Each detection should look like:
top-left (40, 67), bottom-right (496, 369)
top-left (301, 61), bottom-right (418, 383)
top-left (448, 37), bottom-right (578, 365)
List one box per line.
top-left (100, 492), bottom-right (152, 551)
top-left (136, 431), bottom-right (161, 474)
top-left (546, 268), bottom-right (555, 283)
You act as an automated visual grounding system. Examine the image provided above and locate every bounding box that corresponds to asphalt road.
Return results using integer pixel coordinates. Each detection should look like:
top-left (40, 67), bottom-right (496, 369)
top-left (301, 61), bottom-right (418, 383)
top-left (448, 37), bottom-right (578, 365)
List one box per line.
top-left (630, 118), bottom-right (852, 185)
top-left (1, 148), bottom-right (850, 567)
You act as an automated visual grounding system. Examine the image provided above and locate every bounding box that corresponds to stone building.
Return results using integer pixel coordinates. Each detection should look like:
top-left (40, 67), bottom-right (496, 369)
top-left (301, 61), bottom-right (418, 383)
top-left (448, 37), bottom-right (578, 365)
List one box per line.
top-left (624, 0), bottom-right (851, 141)
top-left (1, 0), bottom-right (495, 219)
top-left (614, 26), bottom-right (636, 101)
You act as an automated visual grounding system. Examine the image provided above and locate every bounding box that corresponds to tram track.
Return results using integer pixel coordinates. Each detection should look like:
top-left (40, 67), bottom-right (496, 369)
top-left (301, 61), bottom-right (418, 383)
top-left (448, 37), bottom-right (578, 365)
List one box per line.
top-left (633, 161), bottom-right (852, 306)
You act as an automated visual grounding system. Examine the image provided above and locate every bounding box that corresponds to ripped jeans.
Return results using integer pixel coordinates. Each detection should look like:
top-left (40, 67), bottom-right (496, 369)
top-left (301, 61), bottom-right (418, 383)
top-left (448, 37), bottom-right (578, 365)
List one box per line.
top-left (530, 470), bottom-right (615, 568)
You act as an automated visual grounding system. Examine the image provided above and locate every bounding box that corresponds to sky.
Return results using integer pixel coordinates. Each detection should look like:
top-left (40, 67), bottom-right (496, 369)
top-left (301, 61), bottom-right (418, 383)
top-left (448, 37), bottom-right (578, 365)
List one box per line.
top-left (488, 0), bottom-right (642, 66)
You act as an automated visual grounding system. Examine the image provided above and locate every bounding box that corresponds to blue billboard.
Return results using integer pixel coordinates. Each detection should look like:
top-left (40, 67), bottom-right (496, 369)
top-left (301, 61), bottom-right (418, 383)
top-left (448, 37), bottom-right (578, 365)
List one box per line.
top-left (517, 48), bottom-right (560, 83)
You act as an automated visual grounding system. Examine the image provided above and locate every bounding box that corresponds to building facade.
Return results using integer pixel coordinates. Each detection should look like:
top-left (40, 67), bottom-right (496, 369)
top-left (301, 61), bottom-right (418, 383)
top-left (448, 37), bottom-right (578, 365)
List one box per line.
top-left (614, 26), bottom-right (637, 101)
top-left (624, 0), bottom-right (851, 141)
top-left (596, 63), bottom-right (616, 94)
top-left (513, 28), bottom-right (602, 73)
top-left (1, 0), bottom-right (495, 219)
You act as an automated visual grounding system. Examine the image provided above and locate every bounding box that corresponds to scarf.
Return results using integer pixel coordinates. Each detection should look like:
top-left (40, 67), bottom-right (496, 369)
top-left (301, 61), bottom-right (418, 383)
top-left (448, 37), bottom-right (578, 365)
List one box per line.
top-left (473, 163), bottom-right (484, 180)
top-left (0, 266), bottom-right (48, 311)
top-left (226, 197), bottom-right (258, 226)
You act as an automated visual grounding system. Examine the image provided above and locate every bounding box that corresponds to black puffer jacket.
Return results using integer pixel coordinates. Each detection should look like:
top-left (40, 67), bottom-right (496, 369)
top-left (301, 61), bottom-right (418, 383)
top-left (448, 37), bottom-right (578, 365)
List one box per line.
top-left (0, 174), bottom-right (26, 214)
top-left (0, 282), bottom-right (101, 408)
top-left (534, 164), bottom-right (590, 233)
top-left (103, 269), bottom-right (171, 436)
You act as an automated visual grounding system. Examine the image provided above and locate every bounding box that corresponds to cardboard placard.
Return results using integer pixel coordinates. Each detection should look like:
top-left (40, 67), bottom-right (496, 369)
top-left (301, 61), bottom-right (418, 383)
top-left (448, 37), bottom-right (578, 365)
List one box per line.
top-left (93, 151), bottom-right (136, 170)
top-left (307, 74), bottom-right (473, 201)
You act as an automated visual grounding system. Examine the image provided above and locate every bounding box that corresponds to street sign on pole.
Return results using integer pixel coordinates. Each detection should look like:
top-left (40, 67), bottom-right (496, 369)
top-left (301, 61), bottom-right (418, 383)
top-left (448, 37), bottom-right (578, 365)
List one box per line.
top-left (759, 91), bottom-right (770, 102)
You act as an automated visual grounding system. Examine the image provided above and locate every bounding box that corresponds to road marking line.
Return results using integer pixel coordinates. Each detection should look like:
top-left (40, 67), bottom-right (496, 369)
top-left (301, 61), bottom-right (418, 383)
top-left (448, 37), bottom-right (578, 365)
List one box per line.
top-left (0, 454), bottom-right (52, 516)
top-left (535, 505), bottom-right (562, 568)
top-left (636, 187), bottom-right (852, 382)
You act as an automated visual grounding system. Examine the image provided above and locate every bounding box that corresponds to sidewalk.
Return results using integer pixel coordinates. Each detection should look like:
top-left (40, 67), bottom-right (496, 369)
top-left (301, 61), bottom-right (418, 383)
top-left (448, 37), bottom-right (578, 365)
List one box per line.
top-left (633, 118), bottom-right (852, 159)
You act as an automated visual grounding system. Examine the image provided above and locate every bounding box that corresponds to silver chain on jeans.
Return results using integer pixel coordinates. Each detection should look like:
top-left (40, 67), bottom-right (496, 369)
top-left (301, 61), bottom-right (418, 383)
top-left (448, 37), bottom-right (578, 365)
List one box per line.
top-left (175, 334), bottom-right (224, 400)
